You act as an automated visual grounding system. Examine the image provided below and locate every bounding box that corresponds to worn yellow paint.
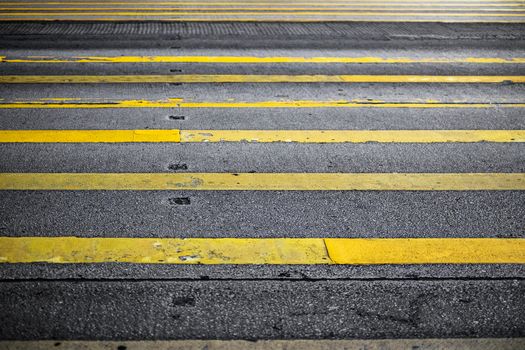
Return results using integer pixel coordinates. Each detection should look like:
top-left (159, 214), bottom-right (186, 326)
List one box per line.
top-left (0, 99), bottom-right (523, 109)
top-left (0, 237), bottom-right (523, 265)
top-left (3, 1), bottom-right (525, 5)
top-left (1, 173), bottom-right (523, 191)
top-left (180, 130), bottom-right (525, 143)
top-left (3, 7), bottom-right (525, 11)
top-left (4, 1), bottom-right (524, 4)
top-left (3, 11), bottom-right (525, 17)
top-left (2, 129), bottom-right (523, 143)
top-left (2, 75), bottom-right (524, 84)
top-left (2, 18), bottom-right (524, 23)
top-left (0, 130), bottom-right (180, 143)
top-left (0, 237), bottom-right (329, 264)
top-left (2, 56), bottom-right (525, 64)
top-left (325, 238), bottom-right (525, 264)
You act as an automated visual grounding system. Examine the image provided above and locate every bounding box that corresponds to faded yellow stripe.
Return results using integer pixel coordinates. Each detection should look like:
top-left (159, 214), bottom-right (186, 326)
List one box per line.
top-left (0, 130), bottom-right (180, 143)
top-left (2, 56), bottom-right (525, 64)
top-left (3, 11), bottom-right (525, 16)
top-left (4, 1), bottom-right (524, 4)
top-left (2, 18), bottom-right (524, 23)
top-left (180, 130), bottom-right (525, 143)
top-left (0, 237), bottom-right (523, 265)
top-left (0, 237), bottom-right (329, 264)
top-left (1, 75), bottom-right (524, 84)
top-left (2, 129), bottom-right (524, 143)
top-left (1, 99), bottom-right (523, 109)
top-left (1, 173), bottom-right (523, 191)
top-left (3, 7), bottom-right (525, 11)
top-left (3, 1), bottom-right (525, 5)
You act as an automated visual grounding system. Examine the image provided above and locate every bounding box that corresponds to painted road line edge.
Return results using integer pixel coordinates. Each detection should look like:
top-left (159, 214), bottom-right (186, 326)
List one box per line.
top-left (1, 18), bottom-right (524, 23)
top-left (180, 130), bottom-right (525, 143)
top-left (2, 56), bottom-right (525, 64)
top-left (1, 100), bottom-right (524, 108)
top-left (0, 237), bottom-right (524, 264)
top-left (1, 129), bottom-right (524, 143)
top-left (3, 11), bottom-right (525, 17)
top-left (0, 173), bottom-right (524, 190)
top-left (0, 99), bottom-right (524, 109)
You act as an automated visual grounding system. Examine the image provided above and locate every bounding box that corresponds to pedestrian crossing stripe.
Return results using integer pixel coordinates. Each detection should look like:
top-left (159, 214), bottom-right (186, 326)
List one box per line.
top-left (1, 75), bottom-right (524, 84)
top-left (1, 173), bottom-right (523, 190)
top-left (1, 237), bottom-right (523, 264)
top-left (1, 130), bottom-right (524, 143)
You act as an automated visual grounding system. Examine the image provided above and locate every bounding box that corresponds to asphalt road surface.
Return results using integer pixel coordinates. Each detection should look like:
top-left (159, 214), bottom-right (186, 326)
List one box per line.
top-left (0, 1), bottom-right (524, 349)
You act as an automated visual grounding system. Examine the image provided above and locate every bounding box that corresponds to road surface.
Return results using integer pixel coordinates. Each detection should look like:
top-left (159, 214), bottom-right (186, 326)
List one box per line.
top-left (0, 1), bottom-right (524, 349)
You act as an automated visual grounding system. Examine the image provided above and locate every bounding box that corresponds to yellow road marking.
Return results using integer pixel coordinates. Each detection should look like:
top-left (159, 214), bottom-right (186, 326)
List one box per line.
top-left (1, 75), bottom-right (524, 84)
top-left (1, 129), bottom-right (523, 143)
top-left (3, 7), bottom-right (525, 11)
top-left (180, 130), bottom-right (525, 143)
top-left (1, 173), bottom-right (523, 191)
top-left (3, 11), bottom-right (525, 16)
top-left (0, 130), bottom-right (181, 143)
top-left (1, 99), bottom-right (523, 109)
top-left (2, 56), bottom-right (525, 64)
top-left (0, 237), bottom-right (329, 264)
top-left (3, 1), bottom-right (525, 4)
top-left (0, 237), bottom-right (523, 265)
top-left (2, 18), bottom-right (524, 23)
top-left (326, 238), bottom-right (525, 264)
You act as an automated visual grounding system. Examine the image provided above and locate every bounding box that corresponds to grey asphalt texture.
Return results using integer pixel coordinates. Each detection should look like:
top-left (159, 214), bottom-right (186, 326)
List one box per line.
top-left (1, 280), bottom-right (524, 340)
top-left (0, 21), bottom-right (524, 341)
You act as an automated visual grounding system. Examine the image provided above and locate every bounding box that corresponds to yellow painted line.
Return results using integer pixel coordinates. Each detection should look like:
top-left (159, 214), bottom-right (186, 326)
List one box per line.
top-left (325, 238), bottom-right (525, 264)
top-left (3, 11), bottom-right (525, 17)
top-left (180, 130), bottom-right (525, 143)
top-left (1, 99), bottom-right (524, 109)
top-left (1, 75), bottom-right (524, 84)
top-left (0, 237), bottom-right (523, 264)
top-left (2, 18), bottom-right (524, 23)
top-left (3, 7), bottom-right (525, 11)
top-left (0, 173), bottom-right (523, 191)
top-left (0, 237), bottom-right (329, 264)
top-left (2, 1), bottom-right (524, 6)
top-left (1, 129), bottom-right (523, 143)
top-left (3, 1), bottom-right (525, 4)
top-left (2, 56), bottom-right (525, 64)
top-left (0, 130), bottom-right (181, 143)
top-left (3, 6), bottom-right (525, 10)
